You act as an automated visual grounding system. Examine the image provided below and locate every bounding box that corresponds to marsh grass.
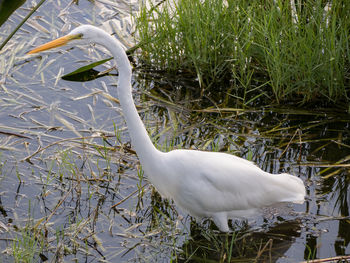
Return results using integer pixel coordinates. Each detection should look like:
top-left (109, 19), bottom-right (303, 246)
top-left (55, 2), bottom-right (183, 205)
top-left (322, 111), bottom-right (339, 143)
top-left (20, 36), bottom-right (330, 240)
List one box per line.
top-left (137, 0), bottom-right (350, 105)
top-left (12, 203), bottom-right (46, 263)
top-left (6, 143), bottom-right (140, 261)
top-left (12, 227), bottom-right (42, 263)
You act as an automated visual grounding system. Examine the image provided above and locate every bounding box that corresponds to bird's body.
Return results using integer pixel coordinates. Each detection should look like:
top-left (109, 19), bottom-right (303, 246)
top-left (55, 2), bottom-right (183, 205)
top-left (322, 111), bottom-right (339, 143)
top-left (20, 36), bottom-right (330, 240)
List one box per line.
top-left (28, 25), bottom-right (306, 232)
top-left (143, 149), bottom-right (304, 231)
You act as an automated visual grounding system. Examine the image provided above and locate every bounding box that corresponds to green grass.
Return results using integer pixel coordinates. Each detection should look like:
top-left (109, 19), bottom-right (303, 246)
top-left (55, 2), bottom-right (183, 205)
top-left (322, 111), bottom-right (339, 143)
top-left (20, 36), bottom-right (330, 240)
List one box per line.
top-left (12, 228), bottom-right (43, 263)
top-left (136, 0), bottom-right (350, 105)
top-left (12, 203), bottom-right (46, 263)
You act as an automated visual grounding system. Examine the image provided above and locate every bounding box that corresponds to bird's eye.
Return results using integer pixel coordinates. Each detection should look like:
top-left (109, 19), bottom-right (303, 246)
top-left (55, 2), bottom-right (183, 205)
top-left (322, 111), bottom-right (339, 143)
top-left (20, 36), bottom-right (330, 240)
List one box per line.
top-left (71, 33), bottom-right (83, 40)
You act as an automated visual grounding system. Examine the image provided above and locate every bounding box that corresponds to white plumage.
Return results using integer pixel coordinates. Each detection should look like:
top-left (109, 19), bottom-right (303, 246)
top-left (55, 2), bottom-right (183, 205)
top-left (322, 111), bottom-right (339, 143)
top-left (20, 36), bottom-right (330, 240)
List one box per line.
top-left (28, 25), bottom-right (306, 232)
top-left (146, 149), bottom-right (305, 231)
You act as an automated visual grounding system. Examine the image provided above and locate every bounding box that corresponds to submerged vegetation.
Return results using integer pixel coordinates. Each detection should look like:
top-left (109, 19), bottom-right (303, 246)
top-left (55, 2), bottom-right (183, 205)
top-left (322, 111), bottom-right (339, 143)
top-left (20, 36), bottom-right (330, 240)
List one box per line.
top-left (137, 0), bottom-right (350, 105)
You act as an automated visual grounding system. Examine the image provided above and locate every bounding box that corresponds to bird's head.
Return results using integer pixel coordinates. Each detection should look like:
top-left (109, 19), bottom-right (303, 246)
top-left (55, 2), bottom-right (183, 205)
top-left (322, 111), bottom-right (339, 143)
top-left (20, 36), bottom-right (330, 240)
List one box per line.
top-left (28, 25), bottom-right (101, 54)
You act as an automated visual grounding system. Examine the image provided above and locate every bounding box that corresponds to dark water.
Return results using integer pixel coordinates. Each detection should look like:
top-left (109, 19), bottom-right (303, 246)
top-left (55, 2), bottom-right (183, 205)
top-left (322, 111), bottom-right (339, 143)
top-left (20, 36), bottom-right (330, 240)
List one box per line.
top-left (0, 0), bottom-right (349, 262)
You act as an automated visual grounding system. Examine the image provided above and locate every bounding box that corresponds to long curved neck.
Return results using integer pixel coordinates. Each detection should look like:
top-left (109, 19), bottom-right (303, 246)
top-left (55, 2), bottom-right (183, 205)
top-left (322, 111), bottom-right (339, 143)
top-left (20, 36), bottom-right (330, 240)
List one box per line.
top-left (95, 29), bottom-right (161, 166)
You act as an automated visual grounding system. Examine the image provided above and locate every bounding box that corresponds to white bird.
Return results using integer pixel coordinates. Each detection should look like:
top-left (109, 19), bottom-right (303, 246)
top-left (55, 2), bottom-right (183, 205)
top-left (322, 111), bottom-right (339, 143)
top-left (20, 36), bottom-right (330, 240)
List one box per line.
top-left (28, 25), bottom-right (306, 232)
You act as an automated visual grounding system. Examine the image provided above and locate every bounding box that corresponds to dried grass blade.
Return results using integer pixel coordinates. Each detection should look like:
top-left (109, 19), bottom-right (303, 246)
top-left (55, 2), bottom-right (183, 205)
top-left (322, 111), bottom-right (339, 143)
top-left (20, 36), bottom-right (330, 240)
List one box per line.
top-left (300, 255), bottom-right (350, 263)
top-left (111, 184), bottom-right (148, 209)
top-left (55, 114), bottom-right (81, 137)
top-left (73, 90), bottom-right (103, 101)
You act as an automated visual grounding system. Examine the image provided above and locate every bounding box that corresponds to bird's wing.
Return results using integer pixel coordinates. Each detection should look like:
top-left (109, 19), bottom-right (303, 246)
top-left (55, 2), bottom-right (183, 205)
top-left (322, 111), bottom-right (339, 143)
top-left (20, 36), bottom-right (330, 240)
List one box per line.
top-left (168, 149), bottom-right (286, 214)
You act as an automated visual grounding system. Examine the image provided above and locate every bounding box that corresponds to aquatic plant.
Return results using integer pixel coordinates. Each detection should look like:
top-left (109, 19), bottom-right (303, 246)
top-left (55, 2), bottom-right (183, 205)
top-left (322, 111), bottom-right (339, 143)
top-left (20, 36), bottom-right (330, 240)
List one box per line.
top-left (136, 0), bottom-right (350, 105)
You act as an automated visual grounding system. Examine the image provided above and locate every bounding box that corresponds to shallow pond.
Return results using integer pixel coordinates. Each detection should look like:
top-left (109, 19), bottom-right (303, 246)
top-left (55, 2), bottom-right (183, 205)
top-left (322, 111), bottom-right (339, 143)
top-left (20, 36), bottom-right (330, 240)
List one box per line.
top-left (0, 0), bottom-right (349, 262)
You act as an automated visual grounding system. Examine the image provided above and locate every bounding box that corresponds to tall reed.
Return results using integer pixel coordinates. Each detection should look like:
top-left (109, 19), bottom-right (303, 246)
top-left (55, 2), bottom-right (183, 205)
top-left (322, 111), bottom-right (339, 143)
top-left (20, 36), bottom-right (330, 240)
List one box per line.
top-left (136, 0), bottom-right (350, 105)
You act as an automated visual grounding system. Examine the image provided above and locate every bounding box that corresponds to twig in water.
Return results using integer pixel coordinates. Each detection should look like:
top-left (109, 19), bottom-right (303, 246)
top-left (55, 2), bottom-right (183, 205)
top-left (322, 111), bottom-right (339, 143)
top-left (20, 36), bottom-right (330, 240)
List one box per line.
top-left (44, 186), bottom-right (73, 225)
top-left (255, 238), bottom-right (273, 261)
top-left (111, 184), bottom-right (148, 209)
top-left (300, 255), bottom-right (350, 263)
top-left (0, 130), bottom-right (31, 139)
top-left (278, 128), bottom-right (302, 161)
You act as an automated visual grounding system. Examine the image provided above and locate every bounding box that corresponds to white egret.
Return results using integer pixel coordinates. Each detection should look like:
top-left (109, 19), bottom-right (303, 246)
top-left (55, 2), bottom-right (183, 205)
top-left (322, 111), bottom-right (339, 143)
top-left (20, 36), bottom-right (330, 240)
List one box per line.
top-left (28, 25), bottom-right (305, 232)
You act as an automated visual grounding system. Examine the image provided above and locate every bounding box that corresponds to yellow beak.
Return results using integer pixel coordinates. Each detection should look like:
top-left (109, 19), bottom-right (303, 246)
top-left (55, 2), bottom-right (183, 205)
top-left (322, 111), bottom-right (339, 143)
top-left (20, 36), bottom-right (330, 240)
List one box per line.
top-left (28, 34), bottom-right (81, 54)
